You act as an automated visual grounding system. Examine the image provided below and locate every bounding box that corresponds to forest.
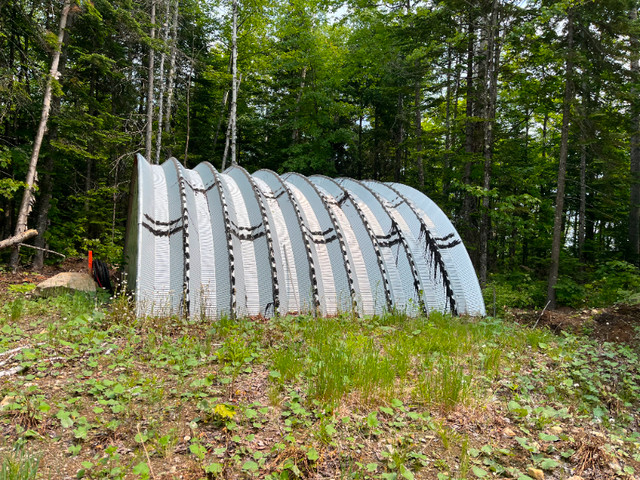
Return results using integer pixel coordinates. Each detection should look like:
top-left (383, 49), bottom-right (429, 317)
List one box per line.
top-left (1, 0), bottom-right (640, 310)
top-left (2, 2), bottom-right (640, 478)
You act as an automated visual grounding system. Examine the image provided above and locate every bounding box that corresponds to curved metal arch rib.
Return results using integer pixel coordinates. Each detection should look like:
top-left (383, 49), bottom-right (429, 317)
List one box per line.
top-left (125, 156), bottom-right (486, 318)
top-left (283, 172), bottom-right (355, 316)
top-left (309, 175), bottom-right (389, 316)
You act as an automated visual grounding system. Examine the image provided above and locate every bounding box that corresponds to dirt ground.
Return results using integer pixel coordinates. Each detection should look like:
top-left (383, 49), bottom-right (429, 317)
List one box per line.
top-left (0, 257), bottom-right (89, 293)
top-left (509, 304), bottom-right (640, 345)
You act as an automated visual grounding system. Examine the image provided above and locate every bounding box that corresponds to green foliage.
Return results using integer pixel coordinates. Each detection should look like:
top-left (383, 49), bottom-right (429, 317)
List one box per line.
top-left (552, 260), bottom-right (640, 308)
top-left (585, 261), bottom-right (640, 306)
top-left (0, 147), bottom-right (26, 207)
top-left (0, 0), bottom-right (637, 298)
top-left (483, 273), bottom-right (546, 311)
top-left (0, 446), bottom-right (39, 480)
top-left (554, 277), bottom-right (586, 308)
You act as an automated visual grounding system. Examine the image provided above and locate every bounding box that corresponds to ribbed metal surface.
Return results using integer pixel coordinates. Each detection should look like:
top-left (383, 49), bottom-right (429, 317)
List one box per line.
top-left (125, 156), bottom-right (486, 318)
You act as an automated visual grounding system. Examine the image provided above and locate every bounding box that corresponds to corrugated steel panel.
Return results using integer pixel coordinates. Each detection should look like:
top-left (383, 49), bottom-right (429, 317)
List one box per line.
top-left (125, 156), bottom-right (486, 318)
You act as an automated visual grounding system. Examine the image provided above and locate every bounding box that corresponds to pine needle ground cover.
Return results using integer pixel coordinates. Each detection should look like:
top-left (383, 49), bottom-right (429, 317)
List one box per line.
top-left (0, 287), bottom-right (639, 479)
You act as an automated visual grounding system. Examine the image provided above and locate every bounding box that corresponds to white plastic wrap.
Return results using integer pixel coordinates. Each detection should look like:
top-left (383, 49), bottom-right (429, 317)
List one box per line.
top-left (125, 156), bottom-right (486, 318)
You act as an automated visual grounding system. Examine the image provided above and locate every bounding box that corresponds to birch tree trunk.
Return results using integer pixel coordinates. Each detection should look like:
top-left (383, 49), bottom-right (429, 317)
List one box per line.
top-left (222, 75), bottom-right (242, 171)
top-left (163, 0), bottom-right (179, 144)
top-left (8, 0), bottom-right (71, 270)
top-left (547, 10), bottom-right (575, 308)
top-left (145, 0), bottom-right (156, 162)
top-left (33, 22), bottom-right (71, 271)
top-left (213, 56), bottom-right (234, 153)
top-left (183, 53), bottom-right (194, 166)
top-left (230, 0), bottom-right (239, 166)
top-left (213, 89), bottom-right (230, 152)
top-left (415, 73), bottom-right (424, 189)
top-left (222, 108), bottom-right (233, 171)
top-left (154, 0), bottom-right (170, 164)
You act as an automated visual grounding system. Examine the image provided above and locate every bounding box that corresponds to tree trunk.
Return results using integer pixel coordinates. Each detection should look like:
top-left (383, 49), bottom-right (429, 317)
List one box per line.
top-left (213, 89), bottom-right (230, 153)
top-left (4, 30), bottom-right (15, 138)
top-left (445, 47), bottom-right (462, 198)
top-left (394, 93), bottom-right (404, 182)
top-left (373, 107), bottom-right (380, 180)
top-left (578, 142), bottom-right (586, 261)
top-left (222, 106), bottom-right (233, 170)
top-left (443, 43), bottom-right (452, 195)
top-left (291, 66), bottom-right (307, 144)
top-left (629, 6), bottom-right (640, 264)
top-left (547, 10), bottom-right (574, 308)
top-left (183, 53), bottom-right (194, 166)
top-left (230, 0), bottom-right (239, 166)
top-left (111, 162), bottom-right (119, 244)
top-left (32, 153), bottom-right (54, 270)
top-left (357, 113), bottom-right (363, 178)
top-left (8, 0), bottom-right (71, 270)
top-left (145, 0), bottom-right (156, 162)
top-left (33, 23), bottom-right (71, 271)
top-left (542, 112), bottom-right (548, 160)
top-left (222, 75), bottom-right (242, 171)
top-left (464, 19), bottom-right (475, 161)
top-left (213, 56), bottom-right (234, 153)
top-left (479, 0), bottom-right (500, 285)
top-left (462, 17), bottom-right (476, 244)
top-left (415, 78), bottom-right (424, 189)
top-left (154, 0), bottom-right (170, 164)
top-left (163, 0), bottom-right (179, 145)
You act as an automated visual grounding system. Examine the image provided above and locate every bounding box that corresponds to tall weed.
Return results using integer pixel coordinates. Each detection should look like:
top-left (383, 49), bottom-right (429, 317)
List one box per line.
top-left (0, 447), bottom-right (39, 480)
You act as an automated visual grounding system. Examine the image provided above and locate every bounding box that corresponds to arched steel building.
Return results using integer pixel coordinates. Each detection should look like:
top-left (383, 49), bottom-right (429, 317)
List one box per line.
top-left (125, 155), bottom-right (485, 318)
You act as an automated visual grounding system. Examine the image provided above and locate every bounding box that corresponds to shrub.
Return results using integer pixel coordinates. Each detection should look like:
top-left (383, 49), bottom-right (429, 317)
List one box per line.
top-left (554, 277), bottom-right (586, 308)
top-left (483, 273), bottom-right (546, 312)
top-left (585, 261), bottom-right (640, 306)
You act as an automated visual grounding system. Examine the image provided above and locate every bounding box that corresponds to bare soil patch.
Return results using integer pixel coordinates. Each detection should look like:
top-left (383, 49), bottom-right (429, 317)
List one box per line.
top-left (509, 305), bottom-right (640, 345)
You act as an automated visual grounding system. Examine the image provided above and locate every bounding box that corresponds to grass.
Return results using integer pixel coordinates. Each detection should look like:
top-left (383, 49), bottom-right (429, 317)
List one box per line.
top-left (0, 288), bottom-right (639, 479)
top-left (0, 446), bottom-right (39, 480)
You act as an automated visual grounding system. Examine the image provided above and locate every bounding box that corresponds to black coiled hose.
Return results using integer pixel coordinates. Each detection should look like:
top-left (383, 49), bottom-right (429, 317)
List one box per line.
top-left (92, 259), bottom-right (113, 293)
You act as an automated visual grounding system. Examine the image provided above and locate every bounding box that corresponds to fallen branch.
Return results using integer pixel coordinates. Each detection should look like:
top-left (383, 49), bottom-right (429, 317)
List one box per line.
top-left (0, 345), bottom-right (32, 357)
top-left (44, 356), bottom-right (66, 364)
top-left (137, 423), bottom-right (158, 480)
top-left (0, 355), bottom-right (17, 368)
top-left (18, 242), bottom-right (65, 259)
top-left (0, 229), bottom-right (38, 250)
top-left (534, 300), bottom-right (552, 329)
top-left (0, 365), bottom-right (26, 378)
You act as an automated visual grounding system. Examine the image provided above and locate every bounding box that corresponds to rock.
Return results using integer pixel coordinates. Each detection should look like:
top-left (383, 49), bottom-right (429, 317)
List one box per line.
top-left (35, 272), bottom-right (96, 297)
top-left (608, 460), bottom-right (621, 471)
top-left (0, 395), bottom-right (15, 410)
top-left (527, 467), bottom-right (544, 480)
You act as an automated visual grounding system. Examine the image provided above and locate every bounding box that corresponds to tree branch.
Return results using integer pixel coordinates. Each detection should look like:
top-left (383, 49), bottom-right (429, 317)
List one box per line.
top-left (0, 229), bottom-right (38, 250)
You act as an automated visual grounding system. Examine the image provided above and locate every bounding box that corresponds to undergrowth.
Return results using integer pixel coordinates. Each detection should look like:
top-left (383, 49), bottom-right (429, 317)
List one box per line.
top-left (0, 290), bottom-right (638, 479)
top-left (484, 260), bottom-right (640, 312)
